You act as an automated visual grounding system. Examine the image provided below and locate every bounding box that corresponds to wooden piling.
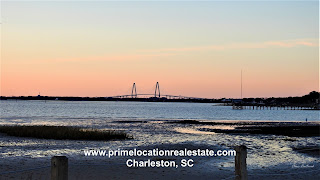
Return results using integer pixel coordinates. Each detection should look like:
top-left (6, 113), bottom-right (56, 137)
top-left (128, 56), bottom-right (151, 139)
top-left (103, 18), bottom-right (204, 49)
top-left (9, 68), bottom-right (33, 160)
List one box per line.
top-left (51, 156), bottom-right (68, 180)
top-left (235, 145), bottom-right (247, 180)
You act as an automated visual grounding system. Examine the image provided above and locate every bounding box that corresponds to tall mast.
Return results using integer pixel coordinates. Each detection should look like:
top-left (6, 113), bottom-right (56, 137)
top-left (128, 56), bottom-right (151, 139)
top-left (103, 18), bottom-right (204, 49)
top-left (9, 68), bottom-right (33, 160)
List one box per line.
top-left (241, 70), bottom-right (242, 99)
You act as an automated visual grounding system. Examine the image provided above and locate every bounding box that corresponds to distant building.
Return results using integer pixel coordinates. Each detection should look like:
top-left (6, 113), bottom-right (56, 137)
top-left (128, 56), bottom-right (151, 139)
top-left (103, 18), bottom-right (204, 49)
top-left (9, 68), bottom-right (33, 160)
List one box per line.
top-left (232, 99), bottom-right (243, 103)
top-left (221, 98), bottom-right (232, 103)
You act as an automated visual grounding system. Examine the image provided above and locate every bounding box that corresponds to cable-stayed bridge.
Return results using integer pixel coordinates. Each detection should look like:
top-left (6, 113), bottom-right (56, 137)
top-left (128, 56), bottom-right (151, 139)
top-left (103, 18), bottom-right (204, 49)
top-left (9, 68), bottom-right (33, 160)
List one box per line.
top-left (108, 82), bottom-right (205, 100)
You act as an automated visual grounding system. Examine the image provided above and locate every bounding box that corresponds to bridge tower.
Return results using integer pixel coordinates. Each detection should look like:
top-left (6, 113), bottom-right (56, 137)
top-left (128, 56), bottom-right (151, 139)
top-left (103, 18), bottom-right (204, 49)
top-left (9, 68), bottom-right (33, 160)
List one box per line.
top-left (131, 83), bottom-right (137, 98)
top-left (155, 82), bottom-right (160, 98)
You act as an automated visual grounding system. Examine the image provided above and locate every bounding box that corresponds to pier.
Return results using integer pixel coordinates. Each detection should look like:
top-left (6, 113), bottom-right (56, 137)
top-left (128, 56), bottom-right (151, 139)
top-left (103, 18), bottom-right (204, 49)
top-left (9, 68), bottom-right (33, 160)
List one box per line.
top-left (232, 104), bottom-right (318, 110)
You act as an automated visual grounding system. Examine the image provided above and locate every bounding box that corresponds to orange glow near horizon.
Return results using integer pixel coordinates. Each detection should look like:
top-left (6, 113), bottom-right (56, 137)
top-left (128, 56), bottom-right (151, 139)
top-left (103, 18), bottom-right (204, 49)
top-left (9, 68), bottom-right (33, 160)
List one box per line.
top-left (1, 48), bottom-right (318, 98)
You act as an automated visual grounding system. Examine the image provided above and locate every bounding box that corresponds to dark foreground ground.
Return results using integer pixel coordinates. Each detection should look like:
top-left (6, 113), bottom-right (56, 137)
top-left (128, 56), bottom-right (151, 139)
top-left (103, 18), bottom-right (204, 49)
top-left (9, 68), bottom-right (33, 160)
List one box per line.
top-left (0, 120), bottom-right (319, 180)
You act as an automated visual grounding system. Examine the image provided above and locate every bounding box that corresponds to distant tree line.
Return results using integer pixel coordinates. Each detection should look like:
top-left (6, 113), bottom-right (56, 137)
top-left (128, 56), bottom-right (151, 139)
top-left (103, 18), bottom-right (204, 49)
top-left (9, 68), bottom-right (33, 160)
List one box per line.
top-left (240, 91), bottom-right (319, 107)
top-left (1, 91), bottom-right (319, 106)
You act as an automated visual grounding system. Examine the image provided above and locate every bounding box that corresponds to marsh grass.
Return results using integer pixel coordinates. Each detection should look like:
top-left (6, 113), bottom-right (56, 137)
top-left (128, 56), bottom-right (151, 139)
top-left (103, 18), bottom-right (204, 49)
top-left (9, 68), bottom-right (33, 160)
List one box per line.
top-left (0, 125), bottom-right (132, 140)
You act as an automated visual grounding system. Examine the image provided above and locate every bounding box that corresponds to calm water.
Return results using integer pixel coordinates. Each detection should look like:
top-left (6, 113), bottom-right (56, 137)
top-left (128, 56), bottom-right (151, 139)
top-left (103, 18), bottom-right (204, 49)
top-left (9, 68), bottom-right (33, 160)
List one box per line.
top-left (0, 100), bottom-right (318, 124)
top-left (0, 100), bottom-right (319, 171)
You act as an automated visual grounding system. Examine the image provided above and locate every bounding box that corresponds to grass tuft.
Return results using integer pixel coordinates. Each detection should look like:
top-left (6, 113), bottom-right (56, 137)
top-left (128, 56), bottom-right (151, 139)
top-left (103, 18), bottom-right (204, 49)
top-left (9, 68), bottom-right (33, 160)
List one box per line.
top-left (0, 125), bottom-right (132, 141)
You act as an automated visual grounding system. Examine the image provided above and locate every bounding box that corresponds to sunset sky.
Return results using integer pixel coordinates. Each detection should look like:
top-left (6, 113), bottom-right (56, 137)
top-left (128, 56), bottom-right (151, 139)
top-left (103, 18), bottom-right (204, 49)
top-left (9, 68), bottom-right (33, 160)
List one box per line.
top-left (1, 1), bottom-right (319, 98)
